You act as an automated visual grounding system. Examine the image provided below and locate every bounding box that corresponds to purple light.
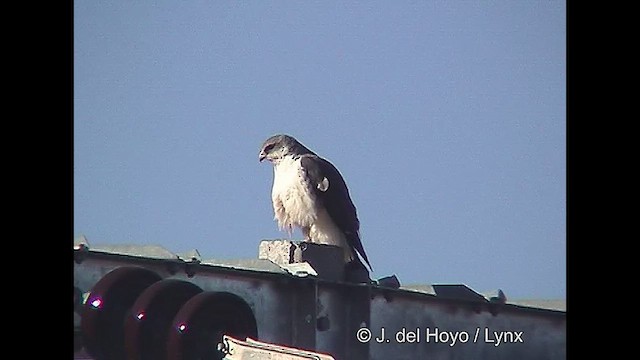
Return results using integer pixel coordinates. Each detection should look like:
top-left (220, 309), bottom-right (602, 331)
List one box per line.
top-left (178, 323), bottom-right (187, 332)
top-left (136, 312), bottom-right (145, 320)
top-left (90, 298), bottom-right (103, 309)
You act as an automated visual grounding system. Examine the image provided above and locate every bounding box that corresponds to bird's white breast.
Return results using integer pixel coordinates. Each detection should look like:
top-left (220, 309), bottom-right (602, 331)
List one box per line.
top-left (271, 156), bottom-right (353, 262)
top-left (271, 156), bottom-right (318, 229)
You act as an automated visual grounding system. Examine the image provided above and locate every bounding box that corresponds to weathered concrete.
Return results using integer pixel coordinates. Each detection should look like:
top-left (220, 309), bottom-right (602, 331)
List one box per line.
top-left (259, 239), bottom-right (345, 281)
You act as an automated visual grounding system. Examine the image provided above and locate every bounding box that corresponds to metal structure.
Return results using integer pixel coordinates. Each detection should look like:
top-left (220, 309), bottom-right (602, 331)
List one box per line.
top-left (73, 236), bottom-right (565, 360)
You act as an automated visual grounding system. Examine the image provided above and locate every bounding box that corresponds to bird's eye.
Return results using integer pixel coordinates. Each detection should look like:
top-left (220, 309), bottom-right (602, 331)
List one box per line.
top-left (264, 144), bottom-right (275, 152)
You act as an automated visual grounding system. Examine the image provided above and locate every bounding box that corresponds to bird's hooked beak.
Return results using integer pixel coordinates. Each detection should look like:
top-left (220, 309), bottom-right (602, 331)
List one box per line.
top-left (258, 150), bottom-right (267, 162)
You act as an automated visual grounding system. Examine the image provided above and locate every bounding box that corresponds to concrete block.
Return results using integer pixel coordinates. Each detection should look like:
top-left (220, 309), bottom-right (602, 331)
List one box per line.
top-left (259, 240), bottom-right (345, 281)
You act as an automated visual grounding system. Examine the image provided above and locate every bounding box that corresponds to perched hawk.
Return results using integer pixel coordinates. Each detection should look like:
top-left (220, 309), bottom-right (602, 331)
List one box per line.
top-left (259, 134), bottom-right (372, 271)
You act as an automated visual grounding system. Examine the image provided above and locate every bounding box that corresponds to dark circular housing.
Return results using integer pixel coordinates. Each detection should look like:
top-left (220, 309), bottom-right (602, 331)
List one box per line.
top-left (125, 279), bottom-right (203, 360)
top-left (81, 266), bottom-right (161, 360)
top-left (166, 291), bottom-right (258, 360)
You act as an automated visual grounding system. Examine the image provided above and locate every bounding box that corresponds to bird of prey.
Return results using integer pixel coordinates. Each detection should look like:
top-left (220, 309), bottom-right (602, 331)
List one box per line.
top-left (259, 134), bottom-right (372, 271)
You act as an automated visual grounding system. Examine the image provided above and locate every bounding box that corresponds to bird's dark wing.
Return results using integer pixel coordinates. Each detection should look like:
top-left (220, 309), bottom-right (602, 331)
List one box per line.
top-left (300, 154), bottom-right (372, 270)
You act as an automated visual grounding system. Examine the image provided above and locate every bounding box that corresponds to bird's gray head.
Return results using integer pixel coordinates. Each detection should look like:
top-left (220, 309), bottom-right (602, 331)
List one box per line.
top-left (258, 134), bottom-right (314, 163)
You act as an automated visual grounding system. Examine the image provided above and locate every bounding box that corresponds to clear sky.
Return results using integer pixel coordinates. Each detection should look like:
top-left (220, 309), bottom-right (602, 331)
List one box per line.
top-left (74, 1), bottom-right (566, 299)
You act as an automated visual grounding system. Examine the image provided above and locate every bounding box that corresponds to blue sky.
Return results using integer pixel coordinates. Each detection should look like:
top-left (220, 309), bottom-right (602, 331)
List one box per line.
top-left (74, 1), bottom-right (565, 299)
